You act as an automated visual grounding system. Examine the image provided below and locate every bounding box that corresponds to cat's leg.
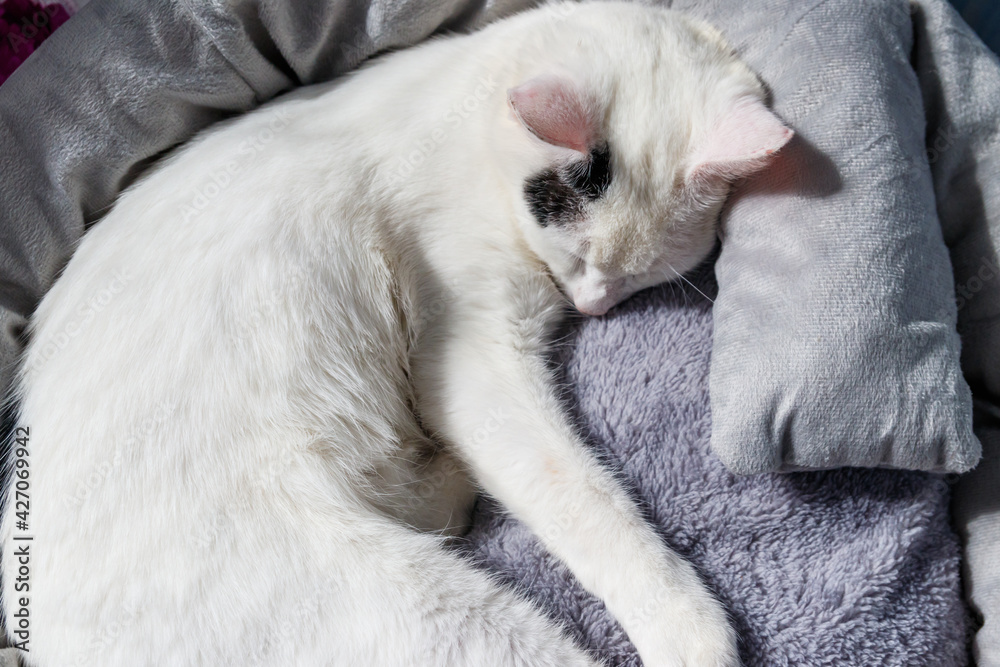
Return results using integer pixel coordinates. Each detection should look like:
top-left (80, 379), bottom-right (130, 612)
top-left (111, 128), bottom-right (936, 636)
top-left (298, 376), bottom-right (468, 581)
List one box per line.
top-left (182, 469), bottom-right (601, 667)
top-left (283, 511), bottom-right (602, 667)
top-left (367, 433), bottom-right (479, 536)
top-left (56, 476), bottom-right (597, 667)
top-left (415, 306), bottom-right (739, 667)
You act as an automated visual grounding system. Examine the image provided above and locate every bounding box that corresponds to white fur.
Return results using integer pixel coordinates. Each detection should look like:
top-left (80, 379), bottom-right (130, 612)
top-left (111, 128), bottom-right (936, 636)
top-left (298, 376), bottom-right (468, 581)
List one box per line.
top-left (2, 3), bottom-right (789, 665)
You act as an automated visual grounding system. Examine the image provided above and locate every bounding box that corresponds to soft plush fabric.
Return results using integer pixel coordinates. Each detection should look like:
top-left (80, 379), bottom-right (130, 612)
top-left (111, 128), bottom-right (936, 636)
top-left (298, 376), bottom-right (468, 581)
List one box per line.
top-left (957, 429), bottom-right (1000, 666)
top-left (0, 0), bottom-right (75, 85)
top-left (462, 263), bottom-right (971, 666)
top-left (0, 0), bottom-right (994, 663)
top-left (911, 1), bottom-right (1000, 663)
top-left (677, 0), bottom-right (979, 475)
top-left (950, 0), bottom-right (1000, 55)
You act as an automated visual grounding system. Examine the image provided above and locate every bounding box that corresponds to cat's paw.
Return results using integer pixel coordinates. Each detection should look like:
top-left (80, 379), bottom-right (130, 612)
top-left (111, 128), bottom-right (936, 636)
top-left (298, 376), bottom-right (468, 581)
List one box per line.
top-left (661, 617), bottom-right (739, 667)
top-left (628, 589), bottom-right (740, 667)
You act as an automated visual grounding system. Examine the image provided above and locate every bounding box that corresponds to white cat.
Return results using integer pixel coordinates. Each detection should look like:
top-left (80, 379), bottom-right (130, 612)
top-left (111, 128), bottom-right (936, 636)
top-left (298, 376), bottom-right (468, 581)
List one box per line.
top-left (1, 2), bottom-right (791, 665)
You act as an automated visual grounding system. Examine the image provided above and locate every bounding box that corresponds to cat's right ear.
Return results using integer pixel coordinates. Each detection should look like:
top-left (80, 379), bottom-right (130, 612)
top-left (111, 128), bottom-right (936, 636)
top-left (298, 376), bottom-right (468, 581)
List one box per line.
top-left (685, 97), bottom-right (793, 186)
top-left (507, 75), bottom-right (594, 155)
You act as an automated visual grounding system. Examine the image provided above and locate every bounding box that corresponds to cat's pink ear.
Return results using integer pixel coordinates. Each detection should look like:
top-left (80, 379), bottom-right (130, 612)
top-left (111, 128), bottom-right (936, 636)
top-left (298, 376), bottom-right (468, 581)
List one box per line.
top-left (507, 75), bottom-right (594, 154)
top-left (686, 97), bottom-right (793, 184)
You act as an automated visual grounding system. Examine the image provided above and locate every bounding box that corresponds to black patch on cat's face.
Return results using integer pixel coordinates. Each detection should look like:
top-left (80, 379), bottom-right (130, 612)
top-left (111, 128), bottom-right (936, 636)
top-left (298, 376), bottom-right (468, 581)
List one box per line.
top-left (524, 145), bottom-right (612, 228)
top-left (567, 144), bottom-right (612, 200)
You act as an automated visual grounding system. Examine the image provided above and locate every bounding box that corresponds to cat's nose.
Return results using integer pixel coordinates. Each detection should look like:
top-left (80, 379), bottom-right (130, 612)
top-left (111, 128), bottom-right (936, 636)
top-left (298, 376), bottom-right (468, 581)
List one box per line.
top-left (572, 277), bottom-right (626, 316)
top-left (575, 300), bottom-right (612, 316)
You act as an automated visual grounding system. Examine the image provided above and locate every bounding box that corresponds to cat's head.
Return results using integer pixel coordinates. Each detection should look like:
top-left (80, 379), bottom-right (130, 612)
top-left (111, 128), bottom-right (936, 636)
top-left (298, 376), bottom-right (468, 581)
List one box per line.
top-left (501, 7), bottom-right (792, 316)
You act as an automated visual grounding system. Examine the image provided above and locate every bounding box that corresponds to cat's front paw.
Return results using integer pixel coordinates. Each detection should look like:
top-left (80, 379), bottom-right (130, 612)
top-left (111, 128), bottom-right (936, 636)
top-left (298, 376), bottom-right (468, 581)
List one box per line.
top-left (627, 589), bottom-right (740, 667)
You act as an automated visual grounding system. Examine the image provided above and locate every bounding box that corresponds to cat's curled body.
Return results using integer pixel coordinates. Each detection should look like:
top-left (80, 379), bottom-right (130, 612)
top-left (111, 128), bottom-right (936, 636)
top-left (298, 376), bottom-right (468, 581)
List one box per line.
top-left (1, 3), bottom-right (792, 665)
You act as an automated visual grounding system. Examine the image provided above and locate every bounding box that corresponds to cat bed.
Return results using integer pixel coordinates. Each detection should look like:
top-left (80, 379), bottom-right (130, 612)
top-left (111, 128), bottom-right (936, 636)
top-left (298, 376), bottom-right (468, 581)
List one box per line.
top-left (463, 262), bottom-right (969, 664)
top-left (0, 0), bottom-right (996, 664)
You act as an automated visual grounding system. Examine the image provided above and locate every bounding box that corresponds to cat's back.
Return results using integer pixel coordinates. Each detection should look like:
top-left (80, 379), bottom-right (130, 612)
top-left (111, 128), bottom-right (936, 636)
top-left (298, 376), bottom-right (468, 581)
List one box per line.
top-left (10, 6), bottom-right (533, 535)
top-left (2, 54), bottom-right (443, 662)
top-left (12, 55), bottom-right (426, 570)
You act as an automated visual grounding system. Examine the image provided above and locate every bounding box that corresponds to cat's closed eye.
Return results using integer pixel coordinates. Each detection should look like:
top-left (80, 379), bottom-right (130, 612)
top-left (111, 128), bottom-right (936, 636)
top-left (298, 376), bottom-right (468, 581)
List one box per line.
top-left (567, 145), bottom-right (612, 200)
top-left (523, 145), bottom-right (613, 228)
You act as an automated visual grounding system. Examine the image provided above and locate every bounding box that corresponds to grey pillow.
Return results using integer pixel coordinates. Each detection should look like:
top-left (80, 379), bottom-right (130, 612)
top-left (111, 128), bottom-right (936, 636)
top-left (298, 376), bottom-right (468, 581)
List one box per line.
top-left (0, 0), bottom-right (979, 476)
top-left (673, 0), bottom-right (982, 474)
top-left (911, 0), bottom-right (1000, 663)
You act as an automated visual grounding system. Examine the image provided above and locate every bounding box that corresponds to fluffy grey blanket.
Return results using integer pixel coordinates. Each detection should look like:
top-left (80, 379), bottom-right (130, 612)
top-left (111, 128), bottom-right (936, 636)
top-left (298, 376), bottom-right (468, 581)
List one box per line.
top-left (463, 263), bottom-right (971, 665)
top-left (0, 0), bottom-right (991, 664)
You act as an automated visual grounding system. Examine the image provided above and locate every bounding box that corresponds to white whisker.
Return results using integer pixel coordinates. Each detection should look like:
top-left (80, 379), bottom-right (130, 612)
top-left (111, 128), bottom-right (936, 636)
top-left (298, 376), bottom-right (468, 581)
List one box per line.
top-left (665, 262), bottom-right (715, 305)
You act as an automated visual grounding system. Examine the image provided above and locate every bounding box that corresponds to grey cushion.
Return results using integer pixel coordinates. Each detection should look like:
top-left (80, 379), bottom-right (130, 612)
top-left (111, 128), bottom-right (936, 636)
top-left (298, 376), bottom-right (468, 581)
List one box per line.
top-left (674, 0), bottom-right (981, 475)
top-left (912, 0), bottom-right (1000, 662)
top-left (465, 265), bottom-right (971, 665)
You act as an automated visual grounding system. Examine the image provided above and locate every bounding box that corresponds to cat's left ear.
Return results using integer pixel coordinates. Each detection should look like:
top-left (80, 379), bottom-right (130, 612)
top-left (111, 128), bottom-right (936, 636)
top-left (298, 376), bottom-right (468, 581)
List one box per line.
top-left (507, 75), bottom-right (594, 155)
top-left (685, 97), bottom-right (793, 185)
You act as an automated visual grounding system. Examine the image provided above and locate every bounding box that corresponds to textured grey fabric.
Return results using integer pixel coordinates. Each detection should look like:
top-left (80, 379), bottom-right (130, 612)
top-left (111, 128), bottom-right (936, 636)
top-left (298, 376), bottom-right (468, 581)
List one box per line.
top-left (956, 428), bottom-right (1000, 666)
top-left (911, 1), bottom-right (1000, 663)
top-left (0, 0), bottom-right (994, 662)
top-left (677, 0), bottom-right (981, 475)
top-left (463, 265), bottom-right (971, 666)
top-left (0, 0), bottom-right (531, 396)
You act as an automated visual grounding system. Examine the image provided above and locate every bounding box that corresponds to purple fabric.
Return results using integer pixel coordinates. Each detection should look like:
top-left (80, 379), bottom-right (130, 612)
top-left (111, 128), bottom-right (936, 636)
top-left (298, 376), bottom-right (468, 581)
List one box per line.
top-left (463, 263), bottom-right (972, 666)
top-left (0, 0), bottom-right (73, 86)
